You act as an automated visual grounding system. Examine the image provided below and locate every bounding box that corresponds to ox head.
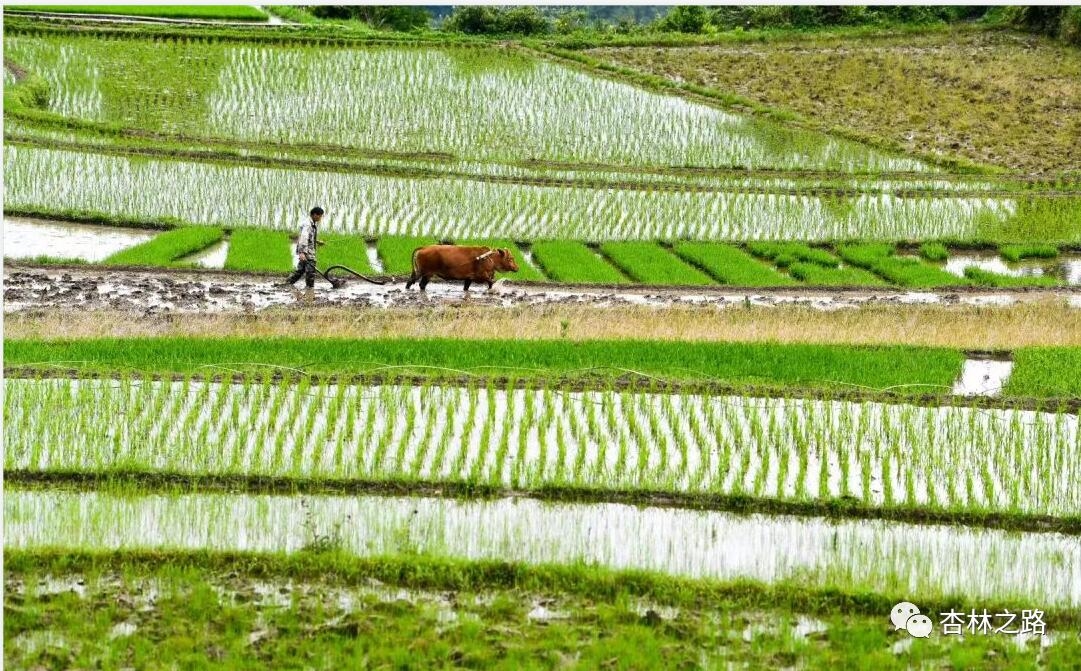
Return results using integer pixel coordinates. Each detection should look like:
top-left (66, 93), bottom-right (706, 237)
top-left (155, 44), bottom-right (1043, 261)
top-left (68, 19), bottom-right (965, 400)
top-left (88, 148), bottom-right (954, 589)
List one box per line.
top-left (494, 248), bottom-right (519, 273)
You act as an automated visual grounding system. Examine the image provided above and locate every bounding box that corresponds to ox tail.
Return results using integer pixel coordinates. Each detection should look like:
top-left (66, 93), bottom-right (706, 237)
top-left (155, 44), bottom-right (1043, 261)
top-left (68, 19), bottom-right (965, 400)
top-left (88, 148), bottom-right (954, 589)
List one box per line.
top-left (406, 246), bottom-right (422, 288)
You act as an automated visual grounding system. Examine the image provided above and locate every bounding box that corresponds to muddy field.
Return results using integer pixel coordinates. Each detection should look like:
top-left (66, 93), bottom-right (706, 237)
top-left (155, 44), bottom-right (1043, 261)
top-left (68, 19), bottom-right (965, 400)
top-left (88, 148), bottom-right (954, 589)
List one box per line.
top-left (6, 267), bottom-right (1081, 314)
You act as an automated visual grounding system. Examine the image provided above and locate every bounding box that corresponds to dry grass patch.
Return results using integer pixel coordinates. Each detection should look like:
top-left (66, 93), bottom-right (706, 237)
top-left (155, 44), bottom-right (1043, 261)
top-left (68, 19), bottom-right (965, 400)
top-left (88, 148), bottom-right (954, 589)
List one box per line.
top-left (6, 300), bottom-right (1080, 349)
top-left (589, 29), bottom-right (1081, 174)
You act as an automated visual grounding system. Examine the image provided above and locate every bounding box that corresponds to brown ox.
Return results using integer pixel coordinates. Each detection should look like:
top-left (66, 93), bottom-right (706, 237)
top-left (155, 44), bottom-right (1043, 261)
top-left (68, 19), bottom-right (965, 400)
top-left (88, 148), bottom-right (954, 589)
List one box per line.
top-left (406, 245), bottom-right (520, 292)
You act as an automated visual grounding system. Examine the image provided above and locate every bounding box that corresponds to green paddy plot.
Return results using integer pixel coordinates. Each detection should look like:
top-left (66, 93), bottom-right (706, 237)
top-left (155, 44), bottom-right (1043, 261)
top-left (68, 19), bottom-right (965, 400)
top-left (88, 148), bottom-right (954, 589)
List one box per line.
top-left (7, 5), bottom-right (269, 20)
top-left (223, 229), bottom-right (292, 273)
top-left (530, 241), bottom-right (630, 284)
top-left (2, 337), bottom-right (966, 392)
top-left (747, 241), bottom-right (886, 286)
top-left (317, 233), bottom-right (376, 275)
top-left (836, 243), bottom-right (968, 288)
top-left (1007, 348), bottom-right (1081, 399)
top-left (600, 242), bottom-right (714, 286)
top-left (672, 242), bottom-right (797, 286)
top-left (3, 34), bottom-right (929, 172)
top-left (4, 146), bottom-right (1034, 241)
top-left (102, 226), bottom-right (221, 267)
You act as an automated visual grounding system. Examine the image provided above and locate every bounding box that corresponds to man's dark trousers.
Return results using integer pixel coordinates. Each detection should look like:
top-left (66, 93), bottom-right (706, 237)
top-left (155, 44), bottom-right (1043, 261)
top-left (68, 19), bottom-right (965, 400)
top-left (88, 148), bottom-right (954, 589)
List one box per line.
top-left (287, 258), bottom-right (317, 288)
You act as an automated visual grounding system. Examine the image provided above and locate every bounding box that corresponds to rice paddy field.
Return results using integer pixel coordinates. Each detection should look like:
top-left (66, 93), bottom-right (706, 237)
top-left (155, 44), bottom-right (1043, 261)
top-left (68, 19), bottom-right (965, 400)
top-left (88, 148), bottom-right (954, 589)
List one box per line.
top-left (4, 9), bottom-right (1081, 669)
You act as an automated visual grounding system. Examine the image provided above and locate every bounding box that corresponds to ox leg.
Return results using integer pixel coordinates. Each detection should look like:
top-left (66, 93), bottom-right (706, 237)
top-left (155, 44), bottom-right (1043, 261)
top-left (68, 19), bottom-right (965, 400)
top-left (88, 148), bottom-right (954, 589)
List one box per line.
top-left (406, 272), bottom-right (415, 289)
top-left (463, 279), bottom-right (472, 293)
top-left (419, 275), bottom-right (430, 292)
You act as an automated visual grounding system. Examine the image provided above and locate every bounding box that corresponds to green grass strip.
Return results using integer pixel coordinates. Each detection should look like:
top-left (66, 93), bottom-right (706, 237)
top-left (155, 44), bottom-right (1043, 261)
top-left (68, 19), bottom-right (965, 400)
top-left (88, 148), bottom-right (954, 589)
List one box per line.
top-left (530, 241), bottom-right (630, 284)
top-left (962, 267), bottom-right (1059, 288)
top-left (102, 226), bottom-right (222, 267)
top-left (8, 550), bottom-right (1081, 632)
top-left (672, 242), bottom-right (798, 286)
top-left (4, 337), bottom-right (965, 393)
top-left (224, 229), bottom-right (293, 273)
top-left (599, 242), bottom-right (715, 286)
top-left (837, 243), bottom-right (966, 287)
top-left (453, 238), bottom-right (547, 282)
top-left (1006, 348), bottom-right (1081, 398)
top-left (7, 5), bottom-right (268, 20)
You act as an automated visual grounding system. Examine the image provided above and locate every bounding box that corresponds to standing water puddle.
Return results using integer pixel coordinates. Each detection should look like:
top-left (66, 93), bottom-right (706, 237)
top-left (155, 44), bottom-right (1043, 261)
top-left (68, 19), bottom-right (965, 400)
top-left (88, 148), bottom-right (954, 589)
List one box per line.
top-left (3, 217), bottom-right (157, 263)
top-left (4, 490), bottom-right (1078, 607)
top-left (952, 357), bottom-right (1014, 397)
top-left (365, 240), bottom-right (384, 274)
top-left (944, 253), bottom-right (1081, 285)
top-left (177, 238), bottom-right (230, 269)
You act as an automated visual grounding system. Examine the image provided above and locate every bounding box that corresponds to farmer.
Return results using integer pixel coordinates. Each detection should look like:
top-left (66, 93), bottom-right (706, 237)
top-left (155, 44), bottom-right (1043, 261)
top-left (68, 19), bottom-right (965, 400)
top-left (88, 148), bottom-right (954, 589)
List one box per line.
top-left (283, 206), bottom-right (326, 300)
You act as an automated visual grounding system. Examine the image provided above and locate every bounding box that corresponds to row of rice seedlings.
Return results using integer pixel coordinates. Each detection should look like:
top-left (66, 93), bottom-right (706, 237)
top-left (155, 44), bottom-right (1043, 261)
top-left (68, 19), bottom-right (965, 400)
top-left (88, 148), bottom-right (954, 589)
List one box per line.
top-left (598, 242), bottom-right (715, 285)
top-left (747, 241), bottom-right (887, 285)
top-left (6, 378), bottom-right (1079, 516)
top-left (529, 241), bottom-right (631, 284)
top-left (836, 243), bottom-right (972, 288)
top-left (6, 489), bottom-right (1078, 607)
top-left (5, 146), bottom-right (1018, 241)
top-left (671, 242), bottom-right (798, 286)
top-left (4, 35), bottom-right (928, 172)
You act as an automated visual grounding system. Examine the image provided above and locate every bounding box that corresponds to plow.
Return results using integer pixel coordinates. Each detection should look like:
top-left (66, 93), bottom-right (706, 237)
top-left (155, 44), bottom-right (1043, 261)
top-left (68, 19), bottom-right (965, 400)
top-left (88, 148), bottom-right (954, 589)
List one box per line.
top-left (316, 264), bottom-right (388, 288)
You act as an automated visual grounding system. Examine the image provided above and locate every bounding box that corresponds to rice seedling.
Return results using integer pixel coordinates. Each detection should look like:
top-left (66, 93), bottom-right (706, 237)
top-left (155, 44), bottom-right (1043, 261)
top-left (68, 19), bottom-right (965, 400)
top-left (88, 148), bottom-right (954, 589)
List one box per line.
top-left (671, 242), bottom-right (798, 286)
top-left (6, 378), bottom-right (1079, 517)
top-left (599, 242), bottom-right (715, 285)
top-left (3, 35), bottom-right (929, 172)
top-left (836, 243), bottom-right (967, 287)
top-left (962, 267), bottom-right (1060, 288)
top-left (918, 241), bottom-right (949, 262)
top-left (5, 146), bottom-right (1026, 241)
top-left (784, 262), bottom-right (884, 286)
top-left (746, 241), bottom-right (839, 269)
top-left (6, 488), bottom-right (1079, 607)
top-left (223, 229), bottom-right (293, 272)
top-left (529, 241), bottom-right (630, 284)
top-left (999, 243), bottom-right (1060, 263)
top-left (102, 226), bottom-right (222, 267)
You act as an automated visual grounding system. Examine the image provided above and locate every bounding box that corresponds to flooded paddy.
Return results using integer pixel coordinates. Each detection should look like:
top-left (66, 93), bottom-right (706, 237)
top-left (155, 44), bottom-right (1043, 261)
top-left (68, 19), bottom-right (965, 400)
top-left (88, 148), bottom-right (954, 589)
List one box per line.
top-left (3, 217), bottom-right (157, 262)
top-left (4, 267), bottom-right (1078, 314)
top-left (952, 356), bottom-right (1014, 397)
top-left (943, 252), bottom-right (1081, 285)
top-left (5, 489), bottom-right (1078, 607)
top-left (6, 378), bottom-right (1078, 516)
top-left (5, 146), bottom-right (1002, 241)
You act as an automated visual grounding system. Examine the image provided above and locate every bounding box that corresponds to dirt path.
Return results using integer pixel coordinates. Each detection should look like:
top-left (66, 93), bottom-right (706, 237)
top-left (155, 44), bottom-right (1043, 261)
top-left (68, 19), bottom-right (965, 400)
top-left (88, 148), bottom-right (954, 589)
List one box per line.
top-left (5, 267), bottom-right (1080, 314)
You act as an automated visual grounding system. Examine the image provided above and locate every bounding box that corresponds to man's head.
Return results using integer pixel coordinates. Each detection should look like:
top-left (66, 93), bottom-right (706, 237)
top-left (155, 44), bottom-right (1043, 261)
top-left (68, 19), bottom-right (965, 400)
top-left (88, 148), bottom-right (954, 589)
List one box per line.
top-left (310, 206), bottom-right (324, 223)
